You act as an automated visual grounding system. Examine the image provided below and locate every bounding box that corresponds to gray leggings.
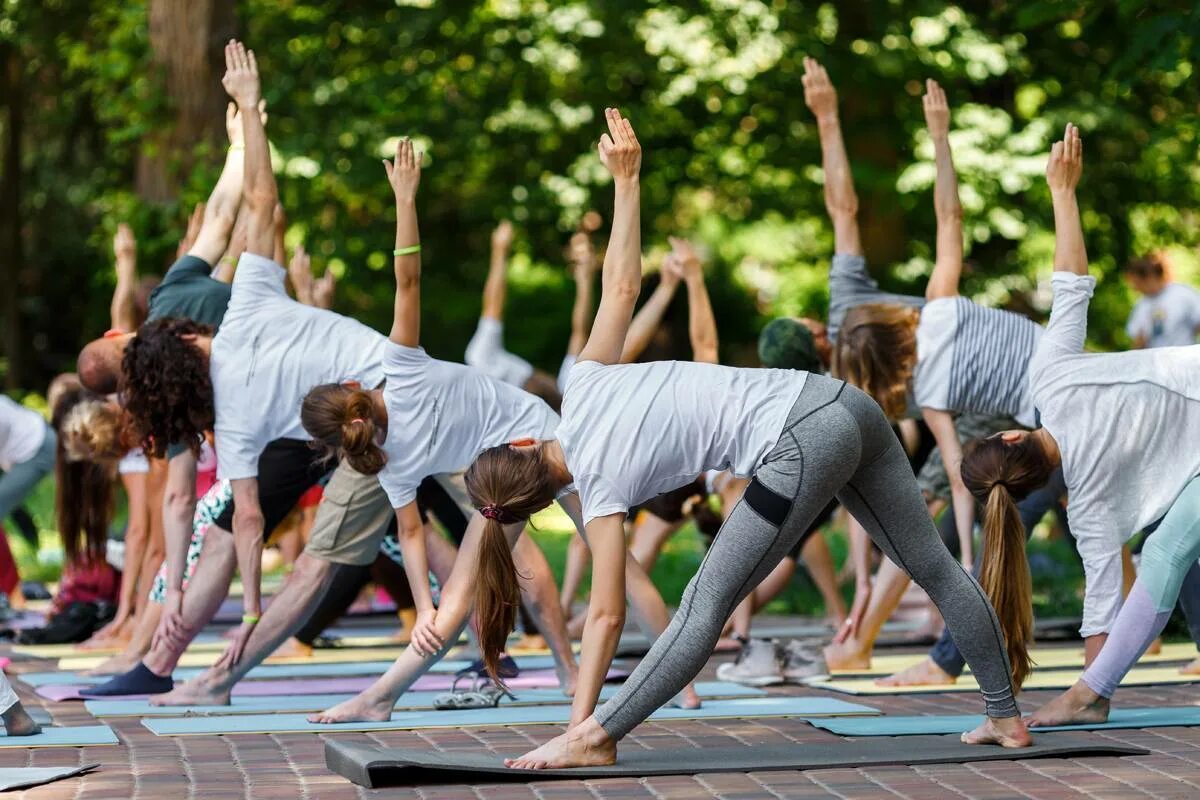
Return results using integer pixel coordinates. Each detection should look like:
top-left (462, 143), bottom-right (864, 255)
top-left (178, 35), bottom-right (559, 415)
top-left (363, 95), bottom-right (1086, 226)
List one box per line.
top-left (594, 375), bottom-right (1019, 739)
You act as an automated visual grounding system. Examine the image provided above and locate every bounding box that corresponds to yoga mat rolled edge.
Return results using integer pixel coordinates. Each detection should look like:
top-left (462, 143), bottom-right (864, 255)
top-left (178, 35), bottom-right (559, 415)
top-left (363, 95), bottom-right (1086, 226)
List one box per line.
top-left (809, 706), bottom-right (1200, 737)
top-left (325, 734), bottom-right (1147, 788)
top-left (0, 764), bottom-right (99, 791)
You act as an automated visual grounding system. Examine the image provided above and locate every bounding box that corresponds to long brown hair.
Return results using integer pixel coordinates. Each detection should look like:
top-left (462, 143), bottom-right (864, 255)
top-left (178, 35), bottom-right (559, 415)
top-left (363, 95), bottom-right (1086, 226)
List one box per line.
top-left (833, 303), bottom-right (919, 419)
top-left (463, 443), bottom-right (558, 683)
top-left (300, 384), bottom-right (387, 475)
top-left (960, 434), bottom-right (1055, 689)
top-left (51, 388), bottom-right (115, 566)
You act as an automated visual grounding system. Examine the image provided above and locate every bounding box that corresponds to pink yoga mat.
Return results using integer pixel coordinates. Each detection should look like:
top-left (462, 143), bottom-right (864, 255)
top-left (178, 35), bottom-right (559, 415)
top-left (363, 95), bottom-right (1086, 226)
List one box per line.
top-left (37, 668), bottom-right (629, 702)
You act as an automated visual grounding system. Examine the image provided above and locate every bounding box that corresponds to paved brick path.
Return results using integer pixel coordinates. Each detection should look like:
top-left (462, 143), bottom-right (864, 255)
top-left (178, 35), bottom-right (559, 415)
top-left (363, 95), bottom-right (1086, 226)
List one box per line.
top-left (3, 637), bottom-right (1200, 798)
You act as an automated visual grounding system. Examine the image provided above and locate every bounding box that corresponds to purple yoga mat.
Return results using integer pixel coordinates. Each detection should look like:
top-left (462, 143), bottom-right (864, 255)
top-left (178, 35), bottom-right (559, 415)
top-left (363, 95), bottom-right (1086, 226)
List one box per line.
top-left (37, 668), bottom-right (630, 702)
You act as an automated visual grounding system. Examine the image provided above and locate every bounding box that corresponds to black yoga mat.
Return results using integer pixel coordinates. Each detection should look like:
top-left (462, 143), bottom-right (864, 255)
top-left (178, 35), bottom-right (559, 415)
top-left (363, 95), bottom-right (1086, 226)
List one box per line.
top-left (326, 734), bottom-right (1147, 788)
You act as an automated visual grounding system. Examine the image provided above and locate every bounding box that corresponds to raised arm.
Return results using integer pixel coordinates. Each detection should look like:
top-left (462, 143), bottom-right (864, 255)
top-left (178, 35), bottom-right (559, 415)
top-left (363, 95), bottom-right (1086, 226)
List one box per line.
top-left (212, 203), bottom-right (249, 284)
top-left (383, 137), bottom-right (422, 347)
top-left (923, 80), bottom-right (964, 301)
top-left (566, 232), bottom-right (597, 357)
top-left (480, 220), bottom-right (514, 321)
top-left (803, 57), bottom-right (861, 257)
top-left (619, 262), bottom-right (678, 363)
top-left (669, 237), bottom-right (719, 364)
top-left (110, 224), bottom-right (138, 332)
top-left (288, 244), bottom-right (315, 306)
top-left (186, 101), bottom-right (248, 265)
top-left (223, 41), bottom-right (273, 261)
top-left (1047, 124), bottom-right (1086, 276)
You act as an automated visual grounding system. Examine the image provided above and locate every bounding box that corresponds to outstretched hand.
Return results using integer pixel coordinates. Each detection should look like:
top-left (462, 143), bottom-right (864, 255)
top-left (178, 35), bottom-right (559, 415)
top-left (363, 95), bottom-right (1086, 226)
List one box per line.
top-left (221, 39), bottom-right (261, 109)
top-left (597, 108), bottom-right (641, 181)
top-left (667, 236), bottom-right (702, 281)
top-left (312, 269), bottom-right (336, 310)
top-left (802, 57), bottom-right (838, 121)
top-left (113, 223), bottom-right (136, 264)
top-left (288, 244), bottom-right (313, 304)
top-left (923, 79), bottom-right (950, 139)
top-left (1046, 123), bottom-right (1083, 194)
top-left (492, 220), bottom-right (514, 252)
top-left (383, 138), bottom-right (422, 202)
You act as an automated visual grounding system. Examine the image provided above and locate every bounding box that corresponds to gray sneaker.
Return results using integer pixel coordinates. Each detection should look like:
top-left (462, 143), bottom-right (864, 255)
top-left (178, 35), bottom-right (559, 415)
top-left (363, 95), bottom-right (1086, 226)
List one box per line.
top-left (780, 639), bottom-right (830, 684)
top-left (716, 638), bottom-right (783, 686)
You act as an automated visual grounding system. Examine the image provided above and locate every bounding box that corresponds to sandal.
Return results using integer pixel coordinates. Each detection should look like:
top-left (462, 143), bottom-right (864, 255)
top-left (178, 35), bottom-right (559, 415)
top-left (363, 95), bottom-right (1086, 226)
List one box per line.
top-left (433, 673), bottom-right (516, 710)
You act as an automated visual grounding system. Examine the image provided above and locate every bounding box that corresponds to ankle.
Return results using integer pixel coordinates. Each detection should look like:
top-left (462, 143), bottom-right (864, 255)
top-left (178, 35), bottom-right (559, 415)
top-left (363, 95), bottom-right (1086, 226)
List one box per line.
top-left (1070, 681), bottom-right (1105, 705)
top-left (573, 716), bottom-right (610, 748)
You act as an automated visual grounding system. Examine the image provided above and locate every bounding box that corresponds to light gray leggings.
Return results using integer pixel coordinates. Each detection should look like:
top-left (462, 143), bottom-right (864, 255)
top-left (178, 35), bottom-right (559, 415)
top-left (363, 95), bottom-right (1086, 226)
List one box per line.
top-left (594, 375), bottom-right (1019, 739)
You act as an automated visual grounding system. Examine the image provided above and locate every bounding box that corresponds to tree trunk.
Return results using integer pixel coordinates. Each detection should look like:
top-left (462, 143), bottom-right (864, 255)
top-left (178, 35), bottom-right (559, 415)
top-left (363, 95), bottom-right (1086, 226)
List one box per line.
top-left (135, 0), bottom-right (237, 203)
top-left (0, 44), bottom-right (24, 390)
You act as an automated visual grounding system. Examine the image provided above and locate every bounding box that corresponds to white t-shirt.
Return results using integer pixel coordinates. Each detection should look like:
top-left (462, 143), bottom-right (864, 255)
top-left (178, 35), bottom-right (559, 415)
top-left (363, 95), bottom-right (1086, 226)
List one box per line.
top-left (0, 396), bottom-right (46, 472)
top-left (377, 342), bottom-right (559, 509)
top-left (118, 449), bottom-right (150, 475)
top-left (557, 360), bottom-right (808, 525)
top-left (464, 317), bottom-right (534, 387)
top-left (915, 297), bottom-right (1042, 428)
top-left (1126, 282), bottom-right (1200, 349)
top-left (211, 253), bottom-right (387, 481)
top-left (1030, 272), bottom-right (1200, 637)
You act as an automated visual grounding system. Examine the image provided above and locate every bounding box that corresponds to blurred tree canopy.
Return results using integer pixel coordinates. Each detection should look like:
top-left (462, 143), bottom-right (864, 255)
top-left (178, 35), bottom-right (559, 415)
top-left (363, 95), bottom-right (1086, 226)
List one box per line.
top-left (2, 0), bottom-right (1198, 392)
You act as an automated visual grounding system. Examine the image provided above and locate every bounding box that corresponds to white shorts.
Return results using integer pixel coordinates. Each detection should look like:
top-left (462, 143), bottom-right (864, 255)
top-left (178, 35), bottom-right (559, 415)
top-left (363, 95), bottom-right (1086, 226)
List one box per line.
top-left (464, 318), bottom-right (534, 387)
top-left (118, 449), bottom-right (150, 476)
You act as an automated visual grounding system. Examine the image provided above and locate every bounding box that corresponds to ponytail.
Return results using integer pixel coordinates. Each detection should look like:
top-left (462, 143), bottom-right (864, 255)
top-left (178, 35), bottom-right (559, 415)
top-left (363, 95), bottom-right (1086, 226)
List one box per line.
top-left (961, 433), bottom-right (1056, 691)
top-left (51, 387), bottom-right (115, 567)
top-left (978, 483), bottom-right (1033, 688)
top-left (300, 383), bottom-right (387, 475)
top-left (464, 443), bottom-right (559, 685)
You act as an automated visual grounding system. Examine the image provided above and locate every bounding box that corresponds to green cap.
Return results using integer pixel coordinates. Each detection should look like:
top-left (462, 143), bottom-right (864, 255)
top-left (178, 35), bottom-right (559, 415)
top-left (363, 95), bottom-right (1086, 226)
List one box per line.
top-left (758, 317), bottom-right (820, 373)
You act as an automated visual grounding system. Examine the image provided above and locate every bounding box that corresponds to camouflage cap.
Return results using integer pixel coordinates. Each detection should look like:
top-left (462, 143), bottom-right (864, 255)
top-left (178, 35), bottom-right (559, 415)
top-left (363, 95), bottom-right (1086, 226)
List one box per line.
top-left (758, 317), bottom-right (821, 373)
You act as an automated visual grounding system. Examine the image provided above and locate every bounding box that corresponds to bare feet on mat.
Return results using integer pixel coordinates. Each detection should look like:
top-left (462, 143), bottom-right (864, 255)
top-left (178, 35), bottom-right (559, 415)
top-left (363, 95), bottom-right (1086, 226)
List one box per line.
top-left (82, 653), bottom-right (141, 677)
top-left (1, 703), bottom-right (41, 736)
top-left (669, 683), bottom-right (701, 709)
top-left (513, 634), bottom-right (547, 652)
top-left (961, 715), bottom-right (1032, 748)
top-left (269, 637), bottom-right (313, 660)
top-left (1145, 637), bottom-right (1162, 656)
top-left (875, 657), bottom-right (956, 687)
top-left (1026, 682), bottom-right (1110, 728)
top-left (1179, 656), bottom-right (1200, 675)
top-left (505, 716), bottom-right (616, 769)
top-left (307, 692), bottom-right (393, 724)
top-left (149, 677), bottom-right (231, 707)
top-left (823, 637), bottom-right (871, 671)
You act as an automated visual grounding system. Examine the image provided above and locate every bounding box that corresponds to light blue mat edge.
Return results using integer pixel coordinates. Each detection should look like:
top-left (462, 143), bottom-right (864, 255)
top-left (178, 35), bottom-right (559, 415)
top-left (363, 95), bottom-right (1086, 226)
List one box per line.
top-left (0, 726), bottom-right (117, 747)
top-left (86, 680), bottom-right (765, 717)
top-left (143, 696), bottom-right (881, 736)
top-left (0, 764), bottom-right (99, 791)
top-left (809, 706), bottom-right (1200, 736)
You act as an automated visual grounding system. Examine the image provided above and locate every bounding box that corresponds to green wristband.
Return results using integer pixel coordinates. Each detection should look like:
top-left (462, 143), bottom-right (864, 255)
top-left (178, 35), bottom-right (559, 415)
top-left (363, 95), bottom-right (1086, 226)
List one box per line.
top-left (242, 613), bottom-right (260, 625)
top-left (394, 244), bottom-right (421, 256)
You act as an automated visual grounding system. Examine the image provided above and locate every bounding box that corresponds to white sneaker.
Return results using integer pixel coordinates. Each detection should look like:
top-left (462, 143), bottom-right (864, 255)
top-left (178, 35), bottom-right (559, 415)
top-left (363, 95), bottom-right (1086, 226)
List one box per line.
top-left (780, 639), bottom-right (830, 684)
top-left (716, 638), bottom-right (784, 686)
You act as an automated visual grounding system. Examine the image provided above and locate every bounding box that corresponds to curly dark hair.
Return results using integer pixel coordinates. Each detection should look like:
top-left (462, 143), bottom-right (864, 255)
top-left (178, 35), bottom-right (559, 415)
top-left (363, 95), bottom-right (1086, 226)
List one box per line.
top-left (121, 317), bottom-right (215, 458)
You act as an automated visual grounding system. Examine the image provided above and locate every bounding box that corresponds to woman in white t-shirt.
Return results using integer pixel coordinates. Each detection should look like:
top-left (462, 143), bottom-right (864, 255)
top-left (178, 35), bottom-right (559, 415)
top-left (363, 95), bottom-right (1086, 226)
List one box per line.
top-left (963, 127), bottom-right (1200, 728)
top-left (299, 136), bottom-right (697, 726)
top-left (459, 110), bottom-right (1027, 770)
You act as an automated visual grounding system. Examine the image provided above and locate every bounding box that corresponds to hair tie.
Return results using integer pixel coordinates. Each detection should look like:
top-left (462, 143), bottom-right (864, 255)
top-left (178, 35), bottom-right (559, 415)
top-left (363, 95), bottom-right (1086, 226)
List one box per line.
top-left (480, 504), bottom-right (521, 524)
top-left (349, 418), bottom-right (367, 425)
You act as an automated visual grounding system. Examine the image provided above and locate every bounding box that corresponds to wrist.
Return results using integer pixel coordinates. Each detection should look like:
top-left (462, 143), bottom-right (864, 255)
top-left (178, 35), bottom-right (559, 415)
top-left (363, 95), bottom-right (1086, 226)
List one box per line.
top-left (1050, 188), bottom-right (1078, 201)
top-left (394, 195), bottom-right (416, 208)
top-left (816, 114), bottom-right (841, 131)
top-left (613, 176), bottom-right (640, 190)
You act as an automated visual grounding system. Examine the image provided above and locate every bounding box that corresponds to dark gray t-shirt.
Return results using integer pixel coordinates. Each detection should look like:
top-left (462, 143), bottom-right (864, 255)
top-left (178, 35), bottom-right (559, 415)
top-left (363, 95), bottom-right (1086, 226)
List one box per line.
top-left (827, 253), bottom-right (925, 344)
top-left (147, 255), bottom-right (231, 330)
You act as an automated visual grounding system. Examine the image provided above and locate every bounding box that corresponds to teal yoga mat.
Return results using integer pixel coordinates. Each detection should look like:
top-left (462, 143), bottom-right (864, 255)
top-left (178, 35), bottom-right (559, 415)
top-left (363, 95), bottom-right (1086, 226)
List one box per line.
top-left (142, 696), bottom-right (880, 736)
top-left (808, 706), bottom-right (1200, 736)
top-left (0, 726), bottom-right (118, 748)
top-left (0, 765), bottom-right (99, 790)
top-left (86, 680), bottom-right (764, 717)
top-left (19, 655), bottom-right (559, 688)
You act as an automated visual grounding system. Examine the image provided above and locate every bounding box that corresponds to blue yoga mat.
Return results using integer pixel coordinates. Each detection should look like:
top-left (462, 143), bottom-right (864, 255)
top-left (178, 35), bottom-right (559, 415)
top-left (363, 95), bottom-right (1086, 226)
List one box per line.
top-left (19, 654), bottom-right (561, 688)
top-left (86, 681), bottom-right (764, 717)
top-left (0, 725), bottom-right (118, 748)
top-left (808, 706), bottom-right (1200, 736)
top-left (142, 696), bottom-right (880, 736)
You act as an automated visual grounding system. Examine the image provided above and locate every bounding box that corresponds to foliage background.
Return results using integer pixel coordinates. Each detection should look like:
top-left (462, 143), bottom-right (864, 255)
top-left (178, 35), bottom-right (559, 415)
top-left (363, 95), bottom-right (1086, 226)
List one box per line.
top-left (2, 0), bottom-right (1198, 393)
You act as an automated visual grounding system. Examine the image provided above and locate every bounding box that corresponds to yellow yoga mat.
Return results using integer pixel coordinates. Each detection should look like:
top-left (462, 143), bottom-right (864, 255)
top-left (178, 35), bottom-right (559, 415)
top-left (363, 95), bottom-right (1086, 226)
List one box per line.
top-left (831, 642), bottom-right (1198, 677)
top-left (14, 634), bottom-right (404, 661)
top-left (815, 665), bottom-right (1200, 695)
top-left (58, 644), bottom-right (406, 671)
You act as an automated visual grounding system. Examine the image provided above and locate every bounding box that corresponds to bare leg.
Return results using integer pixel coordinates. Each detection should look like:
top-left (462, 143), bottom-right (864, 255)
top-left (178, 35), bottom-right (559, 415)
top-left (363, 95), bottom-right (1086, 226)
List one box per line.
top-left (628, 515), bottom-right (682, 574)
top-left (150, 552), bottom-right (334, 705)
top-left (84, 603), bottom-right (162, 675)
top-left (560, 535), bottom-right (590, 616)
top-left (824, 557), bottom-right (911, 670)
top-left (800, 534), bottom-right (847, 625)
top-left (622, 551), bottom-right (700, 708)
top-left (512, 532), bottom-right (578, 694)
top-left (143, 525), bottom-right (237, 676)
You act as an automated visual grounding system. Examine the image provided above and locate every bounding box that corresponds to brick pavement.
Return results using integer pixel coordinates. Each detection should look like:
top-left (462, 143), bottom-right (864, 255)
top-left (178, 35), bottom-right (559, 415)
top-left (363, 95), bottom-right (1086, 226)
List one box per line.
top-left (2, 639), bottom-right (1199, 799)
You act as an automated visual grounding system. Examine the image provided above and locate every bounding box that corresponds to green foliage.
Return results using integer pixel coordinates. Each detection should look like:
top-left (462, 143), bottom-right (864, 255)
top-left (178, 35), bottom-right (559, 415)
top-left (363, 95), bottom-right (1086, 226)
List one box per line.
top-left (5, 0), bottom-right (1199, 388)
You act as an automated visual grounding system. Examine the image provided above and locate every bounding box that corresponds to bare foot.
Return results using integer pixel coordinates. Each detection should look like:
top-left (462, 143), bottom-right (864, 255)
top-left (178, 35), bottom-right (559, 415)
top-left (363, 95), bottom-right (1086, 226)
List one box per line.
top-left (269, 638), bottom-right (312, 660)
top-left (875, 657), bottom-right (956, 687)
top-left (1180, 656), bottom-right (1200, 675)
top-left (713, 637), bottom-right (742, 653)
top-left (823, 637), bottom-right (871, 671)
top-left (1, 703), bottom-right (41, 737)
top-left (1026, 682), bottom-right (1110, 728)
top-left (1145, 637), bottom-right (1162, 656)
top-left (82, 653), bottom-right (142, 677)
top-left (505, 716), bottom-right (616, 769)
top-left (513, 634), bottom-right (547, 652)
top-left (961, 715), bottom-right (1032, 748)
top-left (307, 692), bottom-right (393, 724)
top-left (668, 683), bottom-right (702, 710)
top-left (149, 677), bottom-right (231, 707)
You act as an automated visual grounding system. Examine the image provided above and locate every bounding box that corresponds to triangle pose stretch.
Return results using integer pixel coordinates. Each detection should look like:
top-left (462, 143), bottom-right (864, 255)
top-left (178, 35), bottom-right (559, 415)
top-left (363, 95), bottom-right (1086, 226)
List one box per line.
top-left (960, 126), bottom-right (1200, 728)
